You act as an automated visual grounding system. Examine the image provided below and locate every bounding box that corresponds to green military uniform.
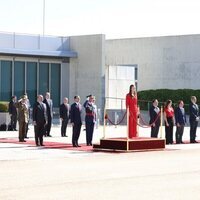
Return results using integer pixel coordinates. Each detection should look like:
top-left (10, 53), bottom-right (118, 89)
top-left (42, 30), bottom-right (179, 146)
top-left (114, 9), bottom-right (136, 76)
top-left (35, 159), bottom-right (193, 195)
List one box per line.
top-left (15, 97), bottom-right (29, 142)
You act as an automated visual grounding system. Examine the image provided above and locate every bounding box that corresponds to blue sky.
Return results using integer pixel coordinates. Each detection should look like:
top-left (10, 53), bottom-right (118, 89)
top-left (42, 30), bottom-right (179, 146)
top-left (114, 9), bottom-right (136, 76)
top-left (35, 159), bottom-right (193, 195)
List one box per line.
top-left (0, 0), bottom-right (200, 39)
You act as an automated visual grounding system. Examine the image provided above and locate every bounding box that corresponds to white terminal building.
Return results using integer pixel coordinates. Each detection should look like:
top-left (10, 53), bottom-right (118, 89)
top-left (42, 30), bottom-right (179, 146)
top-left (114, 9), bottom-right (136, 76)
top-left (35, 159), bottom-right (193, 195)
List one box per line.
top-left (0, 32), bottom-right (200, 113)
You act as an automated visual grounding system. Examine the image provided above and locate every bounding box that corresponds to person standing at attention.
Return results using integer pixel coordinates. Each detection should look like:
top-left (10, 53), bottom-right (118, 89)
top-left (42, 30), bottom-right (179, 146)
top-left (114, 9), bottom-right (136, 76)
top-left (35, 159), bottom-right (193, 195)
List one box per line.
top-left (8, 95), bottom-right (18, 131)
top-left (24, 93), bottom-right (31, 139)
top-left (59, 97), bottom-right (70, 137)
top-left (33, 95), bottom-right (47, 146)
top-left (83, 95), bottom-right (97, 146)
top-left (175, 100), bottom-right (186, 144)
top-left (43, 92), bottom-right (53, 137)
top-left (70, 96), bottom-right (82, 147)
top-left (149, 99), bottom-right (160, 138)
top-left (15, 95), bottom-right (29, 142)
top-left (126, 84), bottom-right (138, 138)
top-left (189, 96), bottom-right (199, 143)
top-left (164, 100), bottom-right (175, 144)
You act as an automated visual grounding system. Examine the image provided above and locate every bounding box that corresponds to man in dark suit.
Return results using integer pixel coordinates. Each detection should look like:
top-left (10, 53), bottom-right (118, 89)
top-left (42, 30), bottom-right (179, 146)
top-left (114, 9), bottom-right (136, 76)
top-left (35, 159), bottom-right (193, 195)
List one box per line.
top-left (59, 97), bottom-right (70, 137)
top-left (189, 96), bottom-right (199, 143)
top-left (32, 95), bottom-right (47, 146)
top-left (175, 100), bottom-right (186, 144)
top-left (43, 92), bottom-right (53, 137)
top-left (8, 95), bottom-right (17, 131)
top-left (149, 99), bottom-right (160, 138)
top-left (70, 96), bottom-right (82, 147)
top-left (83, 95), bottom-right (97, 146)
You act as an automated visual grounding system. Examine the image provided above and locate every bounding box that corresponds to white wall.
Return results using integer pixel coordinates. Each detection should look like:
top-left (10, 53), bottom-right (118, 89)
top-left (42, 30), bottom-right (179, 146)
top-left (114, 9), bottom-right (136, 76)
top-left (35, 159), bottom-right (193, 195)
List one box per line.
top-left (69, 34), bottom-right (105, 111)
top-left (105, 34), bottom-right (200, 91)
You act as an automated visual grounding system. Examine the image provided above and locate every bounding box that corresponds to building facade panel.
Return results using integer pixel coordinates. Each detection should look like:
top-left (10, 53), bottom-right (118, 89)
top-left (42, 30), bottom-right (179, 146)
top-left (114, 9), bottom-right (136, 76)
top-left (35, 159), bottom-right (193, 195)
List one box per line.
top-left (69, 34), bottom-right (106, 111)
top-left (105, 34), bottom-right (200, 91)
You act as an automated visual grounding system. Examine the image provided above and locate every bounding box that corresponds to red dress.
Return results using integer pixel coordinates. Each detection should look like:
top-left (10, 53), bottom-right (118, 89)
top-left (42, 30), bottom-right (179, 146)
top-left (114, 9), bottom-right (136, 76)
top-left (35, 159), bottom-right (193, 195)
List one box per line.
top-left (126, 93), bottom-right (138, 138)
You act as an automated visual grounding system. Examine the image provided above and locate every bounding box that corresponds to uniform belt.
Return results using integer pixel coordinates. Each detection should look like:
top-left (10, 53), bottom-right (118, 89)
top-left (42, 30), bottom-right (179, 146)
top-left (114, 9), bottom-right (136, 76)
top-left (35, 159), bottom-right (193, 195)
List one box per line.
top-left (86, 113), bottom-right (94, 116)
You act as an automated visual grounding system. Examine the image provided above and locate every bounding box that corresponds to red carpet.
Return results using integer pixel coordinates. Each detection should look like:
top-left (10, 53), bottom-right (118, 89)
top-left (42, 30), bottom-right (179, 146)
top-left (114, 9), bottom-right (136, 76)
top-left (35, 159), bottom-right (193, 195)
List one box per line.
top-left (1, 137), bottom-right (199, 153)
top-left (0, 138), bottom-right (93, 152)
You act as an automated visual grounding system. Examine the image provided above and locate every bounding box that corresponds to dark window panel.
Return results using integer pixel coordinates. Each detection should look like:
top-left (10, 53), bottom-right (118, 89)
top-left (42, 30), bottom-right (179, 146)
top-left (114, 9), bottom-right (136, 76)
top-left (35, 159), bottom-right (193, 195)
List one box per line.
top-left (27, 62), bottom-right (37, 106)
top-left (51, 63), bottom-right (60, 107)
top-left (0, 60), bottom-right (12, 101)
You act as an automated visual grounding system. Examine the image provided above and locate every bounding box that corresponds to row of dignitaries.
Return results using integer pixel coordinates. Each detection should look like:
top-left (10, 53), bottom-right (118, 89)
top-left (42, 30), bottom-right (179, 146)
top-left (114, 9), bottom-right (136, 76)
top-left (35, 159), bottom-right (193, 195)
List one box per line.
top-left (59, 95), bottom-right (97, 147)
top-left (149, 97), bottom-right (200, 144)
top-left (152, 99), bottom-right (187, 144)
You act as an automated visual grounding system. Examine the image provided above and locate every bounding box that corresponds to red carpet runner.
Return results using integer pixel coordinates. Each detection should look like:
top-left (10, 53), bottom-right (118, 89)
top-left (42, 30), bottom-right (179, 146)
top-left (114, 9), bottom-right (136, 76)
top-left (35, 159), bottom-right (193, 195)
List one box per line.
top-left (0, 138), bottom-right (93, 152)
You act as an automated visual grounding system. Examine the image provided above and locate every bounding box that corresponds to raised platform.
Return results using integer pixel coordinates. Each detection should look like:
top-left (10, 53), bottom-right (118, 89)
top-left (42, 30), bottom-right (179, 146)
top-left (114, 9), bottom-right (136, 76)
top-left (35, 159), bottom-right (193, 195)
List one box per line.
top-left (93, 137), bottom-right (165, 151)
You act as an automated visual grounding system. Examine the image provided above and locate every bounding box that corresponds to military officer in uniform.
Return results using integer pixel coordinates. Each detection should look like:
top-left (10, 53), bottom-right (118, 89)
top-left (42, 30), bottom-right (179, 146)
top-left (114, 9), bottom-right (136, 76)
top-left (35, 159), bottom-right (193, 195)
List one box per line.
top-left (15, 95), bottom-right (29, 142)
top-left (83, 95), bottom-right (97, 146)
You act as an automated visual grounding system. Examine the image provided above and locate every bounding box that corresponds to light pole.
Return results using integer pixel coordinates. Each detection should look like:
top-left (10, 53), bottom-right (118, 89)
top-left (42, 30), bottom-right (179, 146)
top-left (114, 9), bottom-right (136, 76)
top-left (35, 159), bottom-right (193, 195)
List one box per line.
top-left (43, 0), bottom-right (45, 36)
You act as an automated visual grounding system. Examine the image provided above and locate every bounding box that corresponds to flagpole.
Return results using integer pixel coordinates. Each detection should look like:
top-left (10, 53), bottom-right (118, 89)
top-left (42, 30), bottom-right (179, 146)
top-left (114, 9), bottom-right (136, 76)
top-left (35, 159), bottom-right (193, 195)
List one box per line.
top-left (43, 0), bottom-right (45, 36)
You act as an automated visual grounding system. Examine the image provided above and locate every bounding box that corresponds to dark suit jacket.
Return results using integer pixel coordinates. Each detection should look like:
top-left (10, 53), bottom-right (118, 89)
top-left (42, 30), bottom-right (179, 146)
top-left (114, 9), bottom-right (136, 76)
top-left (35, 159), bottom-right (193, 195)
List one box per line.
top-left (70, 103), bottom-right (82, 125)
top-left (149, 105), bottom-right (160, 126)
top-left (59, 103), bottom-right (70, 120)
top-left (43, 98), bottom-right (53, 118)
top-left (175, 107), bottom-right (186, 125)
top-left (189, 103), bottom-right (199, 122)
top-left (32, 102), bottom-right (47, 124)
top-left (8, 101), bottom-right (17, 116)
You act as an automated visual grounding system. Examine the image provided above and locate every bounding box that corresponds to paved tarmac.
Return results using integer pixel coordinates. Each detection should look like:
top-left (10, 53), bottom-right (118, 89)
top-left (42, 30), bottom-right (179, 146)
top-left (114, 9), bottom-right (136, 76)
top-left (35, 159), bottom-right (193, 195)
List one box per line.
top-left (0, 124), bottom-right (200, 200)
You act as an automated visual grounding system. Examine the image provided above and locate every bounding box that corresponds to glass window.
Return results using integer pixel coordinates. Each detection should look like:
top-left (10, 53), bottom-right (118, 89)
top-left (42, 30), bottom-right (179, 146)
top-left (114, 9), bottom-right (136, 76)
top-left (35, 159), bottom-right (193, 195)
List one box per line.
top-left (109, 66), bottom-right (117, 79)
top-left (51, 63), bottom-right (60, 107)
top-left (39, 63), bottom-right (49, 96)
top-left (27, 62), bottom-right (37, 106)
top-left (14, 61), bottom-right (25, 98)
top-left (0, 60), bottom-right (12, 101)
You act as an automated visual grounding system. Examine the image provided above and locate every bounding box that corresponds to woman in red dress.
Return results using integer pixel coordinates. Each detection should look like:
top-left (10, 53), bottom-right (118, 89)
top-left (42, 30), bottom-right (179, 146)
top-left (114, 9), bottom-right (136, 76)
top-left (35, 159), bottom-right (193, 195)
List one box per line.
top-left (126, 84), bottom-right (138, 138)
